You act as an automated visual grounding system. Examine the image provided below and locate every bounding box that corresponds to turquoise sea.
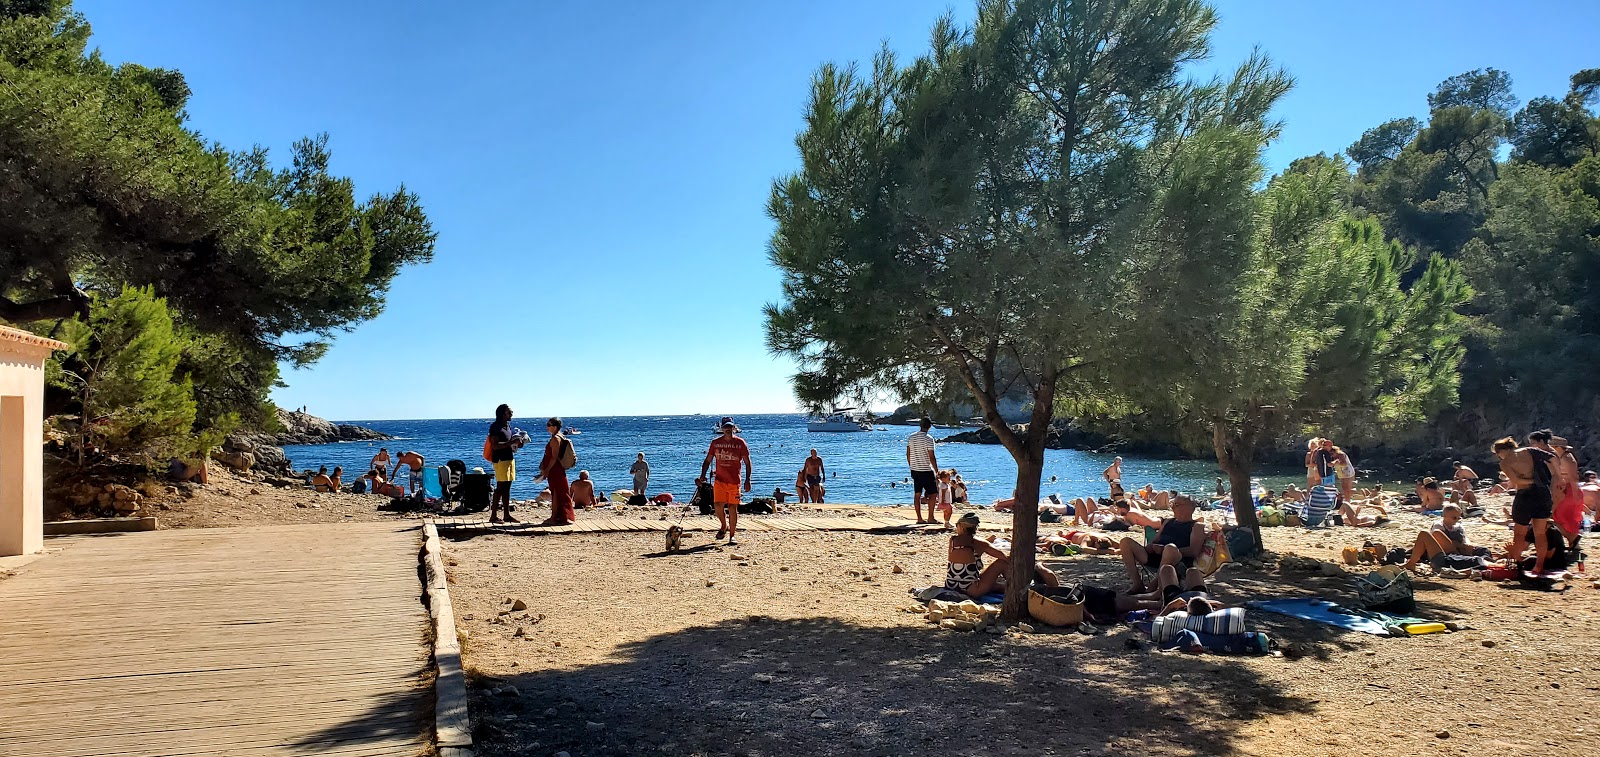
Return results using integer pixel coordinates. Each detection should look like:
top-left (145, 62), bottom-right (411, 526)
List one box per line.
top-left (282, 413), bottom-right (1302, 505)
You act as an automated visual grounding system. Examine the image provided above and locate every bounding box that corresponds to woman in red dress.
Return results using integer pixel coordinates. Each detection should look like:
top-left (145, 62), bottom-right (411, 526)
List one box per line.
top-left (536, 417), bottom-right (576, 526)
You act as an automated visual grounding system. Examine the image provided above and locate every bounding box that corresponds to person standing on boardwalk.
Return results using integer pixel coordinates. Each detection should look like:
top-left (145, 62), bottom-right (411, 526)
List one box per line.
top-left (487, 404), bottom-right (524, 524)
top-left (535, 417), bottom-right (576, 526)
top-left (906, 418), bottom-right (939, 524)
top-left (702, 418), bottom-right (752, 544)
top-left (804, 448), bottom-right (826, 503)
top-left (397, 450), bottom-right (426, 494)
top-left (630, 453), bottom-right (650, 498)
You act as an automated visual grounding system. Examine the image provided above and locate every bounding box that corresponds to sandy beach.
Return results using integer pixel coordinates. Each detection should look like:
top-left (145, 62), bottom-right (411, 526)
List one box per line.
top-left (421, 496), bottom-right (1600, 757)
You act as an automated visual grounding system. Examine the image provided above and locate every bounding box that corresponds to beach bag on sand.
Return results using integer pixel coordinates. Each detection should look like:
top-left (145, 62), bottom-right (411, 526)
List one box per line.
top-left (558, 437), bottom-right (577, 470)
top-left (1193, 528), bottom-right (1230, 576)
top-left (1028, 586), bottom-right (1085, 627)
top-left (1355, 566), bottom-right (1414, 613)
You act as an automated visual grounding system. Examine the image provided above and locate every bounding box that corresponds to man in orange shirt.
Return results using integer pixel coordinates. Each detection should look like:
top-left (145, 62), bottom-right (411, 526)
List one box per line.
top-left (702, 417), bottom-right (753, 545)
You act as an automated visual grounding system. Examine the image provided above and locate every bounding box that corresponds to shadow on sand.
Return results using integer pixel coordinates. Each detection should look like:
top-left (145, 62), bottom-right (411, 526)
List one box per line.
top-left (460, 612), bottom-right (1314, 757)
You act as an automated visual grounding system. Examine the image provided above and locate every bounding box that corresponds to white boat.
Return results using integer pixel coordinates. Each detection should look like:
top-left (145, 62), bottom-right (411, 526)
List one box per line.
top-left (959, 417), bottom-right (987, 428)
top-left (806, 410), bottom-right (872, 433)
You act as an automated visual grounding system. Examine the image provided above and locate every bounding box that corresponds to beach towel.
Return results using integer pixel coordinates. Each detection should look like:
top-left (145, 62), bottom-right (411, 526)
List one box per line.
top-left (1153, 628), bottom-right (1272, 654)
top-left (1303, 486), bottom-right (1336, 527)
top-left (1247, 597), bottom-right (1394, 636)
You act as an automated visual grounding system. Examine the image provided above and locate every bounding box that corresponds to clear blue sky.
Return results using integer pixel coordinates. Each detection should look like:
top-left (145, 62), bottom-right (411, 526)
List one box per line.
top-left (76, 0), bottom-right (1599, 420)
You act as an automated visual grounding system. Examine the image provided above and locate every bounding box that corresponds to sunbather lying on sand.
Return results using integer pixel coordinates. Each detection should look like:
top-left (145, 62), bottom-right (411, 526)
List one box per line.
top-left (946, 513), bottom-right (1059, 599)
top-left (1338, 500), bottom-right (1388, 527)
top-left (1039, 528), bottom-right (1118, 554)
top-left (1079, 564), bottom-right (1214, 625)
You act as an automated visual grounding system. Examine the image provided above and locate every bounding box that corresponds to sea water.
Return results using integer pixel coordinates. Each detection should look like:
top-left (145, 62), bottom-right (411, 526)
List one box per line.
top-left (282, 413), bottom-right (1299, 505)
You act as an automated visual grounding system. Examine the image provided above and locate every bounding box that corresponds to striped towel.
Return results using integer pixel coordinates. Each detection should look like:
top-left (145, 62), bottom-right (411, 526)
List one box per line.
top-left (1152, 607), bottom-right (1247, 642)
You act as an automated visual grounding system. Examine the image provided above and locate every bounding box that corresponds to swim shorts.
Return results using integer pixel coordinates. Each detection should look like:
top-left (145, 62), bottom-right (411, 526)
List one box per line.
top-left (493, 459), bottom-right (515, 482)
top-left (1511, 483), bottom-right (1553, 526)
top-left (714, 481), bottom-right (742, 505)
top-left (1320, 474), bottom-right (1337, 488)
top-left (806, 474), bottom-right (821, 486)
top-left (911, 470), bottom-right (938, 498)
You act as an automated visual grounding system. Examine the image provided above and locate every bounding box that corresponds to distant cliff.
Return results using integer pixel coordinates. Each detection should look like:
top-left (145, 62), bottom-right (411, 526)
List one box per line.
top-left (263, 408), bottom-right (390, 446)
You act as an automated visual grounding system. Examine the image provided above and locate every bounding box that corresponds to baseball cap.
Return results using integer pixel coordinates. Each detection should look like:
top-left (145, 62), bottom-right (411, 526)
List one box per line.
top-left (719, 416), bottom-right (740, 431)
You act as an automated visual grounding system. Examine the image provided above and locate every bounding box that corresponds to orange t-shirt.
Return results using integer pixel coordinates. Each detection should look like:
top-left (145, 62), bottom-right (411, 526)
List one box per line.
top-left (708, 436), bottom-right (749, 485)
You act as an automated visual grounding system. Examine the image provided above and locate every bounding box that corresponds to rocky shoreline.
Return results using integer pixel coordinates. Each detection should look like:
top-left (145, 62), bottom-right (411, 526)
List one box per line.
top-left (221, 408), bottom-right (389, 476)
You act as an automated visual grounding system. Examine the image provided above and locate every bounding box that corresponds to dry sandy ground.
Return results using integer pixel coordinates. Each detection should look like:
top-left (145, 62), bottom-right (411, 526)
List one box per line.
top-left (143, 467), bottom-right (427, 528)
top-left (443, 504), bottom-right (1600, 757)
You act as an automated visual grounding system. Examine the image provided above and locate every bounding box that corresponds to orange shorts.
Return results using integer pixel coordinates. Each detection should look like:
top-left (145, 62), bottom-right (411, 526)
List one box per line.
top-left (713, 481), bottom-right (742, 505)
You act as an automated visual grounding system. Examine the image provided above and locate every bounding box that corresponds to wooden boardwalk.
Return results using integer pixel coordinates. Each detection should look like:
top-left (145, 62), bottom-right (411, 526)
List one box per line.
top-left (433, 510), bottom-right (946, 536)
top-left (0, 523), bottom-right (431, 757)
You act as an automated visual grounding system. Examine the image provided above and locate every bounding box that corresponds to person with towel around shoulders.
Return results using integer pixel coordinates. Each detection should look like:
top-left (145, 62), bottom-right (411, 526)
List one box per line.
top-left (534, 417), bottom-right (576, 526)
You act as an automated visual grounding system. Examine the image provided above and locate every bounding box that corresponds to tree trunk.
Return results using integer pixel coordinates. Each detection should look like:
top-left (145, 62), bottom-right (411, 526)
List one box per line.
top-left (1001, 449), bottom-right (1043, 621)
top-left (1000, 381), bottom-right (1056, 622)
top-left (1213, 418), bottom-right (1261, 550)
top-left (0, 290), bottom-right (90, 324)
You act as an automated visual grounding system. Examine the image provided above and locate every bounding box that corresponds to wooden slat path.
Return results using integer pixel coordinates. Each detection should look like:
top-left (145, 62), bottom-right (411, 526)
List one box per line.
top-left (0, 523), bottom-right (431, 757)
top-left (433, 510), bottom-right (943, 537)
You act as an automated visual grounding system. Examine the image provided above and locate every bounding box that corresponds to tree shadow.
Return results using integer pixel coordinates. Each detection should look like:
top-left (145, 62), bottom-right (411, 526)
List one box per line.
top-left (464, 614), bottom-right (1311, 757)
top-left (282, 673), bottom-right (433, 754)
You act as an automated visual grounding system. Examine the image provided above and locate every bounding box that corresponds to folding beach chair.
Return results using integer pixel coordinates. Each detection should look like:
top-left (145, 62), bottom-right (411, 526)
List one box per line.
top-left (1302, 485), bottom-right (1336, 527)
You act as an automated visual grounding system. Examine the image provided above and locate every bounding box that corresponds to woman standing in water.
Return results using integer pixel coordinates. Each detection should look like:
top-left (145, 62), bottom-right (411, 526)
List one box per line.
top-left (630, 452), bottom-right (650, 499)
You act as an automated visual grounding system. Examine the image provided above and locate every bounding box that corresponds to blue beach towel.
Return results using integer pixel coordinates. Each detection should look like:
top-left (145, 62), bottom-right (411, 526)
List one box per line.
top-left (1247, 597), bottom-right (1392, 636)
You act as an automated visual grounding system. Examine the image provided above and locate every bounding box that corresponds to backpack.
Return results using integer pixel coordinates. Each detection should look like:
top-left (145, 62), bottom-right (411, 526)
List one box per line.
top-left (482, 436), bottom-right (494, 463)
top-left (558, 437), bottom-right (577, 469)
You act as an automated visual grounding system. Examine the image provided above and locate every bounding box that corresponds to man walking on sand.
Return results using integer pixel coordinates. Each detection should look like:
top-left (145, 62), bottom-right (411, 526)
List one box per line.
top-left (804, 448), bottom-right (826, 503)
top-left (487, 404), bottom-right (523, 523)
top-left (907, 418), bottom-right (939, 524)
top-left (1494, 433), bottom-right (1556, 575)
top-left (702, 418), bottom-right (752, 545)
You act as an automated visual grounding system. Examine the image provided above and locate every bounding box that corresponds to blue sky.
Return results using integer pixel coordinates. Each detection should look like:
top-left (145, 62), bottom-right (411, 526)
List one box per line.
top-left (76, 0), bottom-right (1599, 420)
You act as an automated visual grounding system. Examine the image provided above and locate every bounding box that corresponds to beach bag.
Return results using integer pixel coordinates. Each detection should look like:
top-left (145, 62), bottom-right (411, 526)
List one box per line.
top-left (1193, 528), bottom-right (1230, 575)
top-left (1028, 585), bottom-right (1084, 627)
top-left (1225, 527), bottom-right (1258, 560)
top-left (558, 437), bottom-right (577, 469)
top-left (1257, 506), bottom-right (1284, 527)
top-left (482, 435), bottom-right (494, 463)
top-left (1039, 510), bottom-right (1061, 523)
top-left (1355, 566), bottom-right (1415, 613)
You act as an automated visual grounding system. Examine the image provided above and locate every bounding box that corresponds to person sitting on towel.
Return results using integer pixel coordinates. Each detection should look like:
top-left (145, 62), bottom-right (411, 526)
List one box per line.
top-left (1402, 504), bottom-right (1479, 570)
top-left (946, 512), bottom-right (1059, 599)
top-left (311, 466), bottom-right (335, 493)
top-left (1115, 495), bottom-right (1206, 593)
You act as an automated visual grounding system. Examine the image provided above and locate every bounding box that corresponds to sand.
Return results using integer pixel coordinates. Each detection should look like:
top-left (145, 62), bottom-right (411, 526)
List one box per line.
top-left (442, 500), bottom-right (1600, 757)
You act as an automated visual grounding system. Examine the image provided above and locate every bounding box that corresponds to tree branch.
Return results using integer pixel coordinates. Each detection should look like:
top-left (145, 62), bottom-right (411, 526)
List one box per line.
top-left (0, 290), bottom-right (91, 324)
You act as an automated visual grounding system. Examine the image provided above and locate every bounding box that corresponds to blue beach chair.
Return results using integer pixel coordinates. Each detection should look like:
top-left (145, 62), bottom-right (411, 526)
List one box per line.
top-left (1302, 485), bottom-right (1336, 527)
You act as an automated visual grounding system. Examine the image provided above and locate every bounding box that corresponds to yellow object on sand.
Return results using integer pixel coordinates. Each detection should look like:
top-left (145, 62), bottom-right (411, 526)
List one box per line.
top-left (1404, 623), bottom-right (1447, 635)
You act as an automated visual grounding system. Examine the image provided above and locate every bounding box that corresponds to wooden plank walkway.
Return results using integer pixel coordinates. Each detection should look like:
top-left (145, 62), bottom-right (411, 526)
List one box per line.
top-left (0, 523), bottom-right (431, 757)
top-left (432, 510), bottom-right (946, 537)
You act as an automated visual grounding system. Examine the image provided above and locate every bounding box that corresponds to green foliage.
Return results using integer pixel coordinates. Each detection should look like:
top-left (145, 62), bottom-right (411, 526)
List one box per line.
top-left (766, 0), bottom-right (1292, 615)
top-left (1427, 68), bottom-right (1516, 117)
top-left (0, 1), bottom-right (434, 433)
top-left (50, 287), bottom-right (199, 462)
top-left (1460, 156), bottom-right (1600, 425)
top-left (1347, 118), bottom-right (1419, 177)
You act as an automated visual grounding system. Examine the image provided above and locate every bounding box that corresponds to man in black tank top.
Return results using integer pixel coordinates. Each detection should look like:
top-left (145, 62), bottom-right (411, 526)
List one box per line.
top-left (1115, 495), bottom-right (1207, 593)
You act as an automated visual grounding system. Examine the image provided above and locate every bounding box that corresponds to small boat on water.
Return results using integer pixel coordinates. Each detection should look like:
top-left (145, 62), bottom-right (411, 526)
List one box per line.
top-left (564, 427), bottom-right (581, 436)
top-left (959, 417), bottom-right (986, 428)
top-left (807, 409), bottom-right (872, 433)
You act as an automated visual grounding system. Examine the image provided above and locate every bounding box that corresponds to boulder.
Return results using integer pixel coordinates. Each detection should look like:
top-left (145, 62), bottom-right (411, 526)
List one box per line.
top-left (212, 449), bottom-right (255, 472)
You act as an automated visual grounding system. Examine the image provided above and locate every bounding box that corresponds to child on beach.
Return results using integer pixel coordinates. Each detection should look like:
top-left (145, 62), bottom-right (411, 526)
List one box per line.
top-left (936, 470), bottom-right (955, 528)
